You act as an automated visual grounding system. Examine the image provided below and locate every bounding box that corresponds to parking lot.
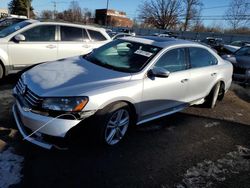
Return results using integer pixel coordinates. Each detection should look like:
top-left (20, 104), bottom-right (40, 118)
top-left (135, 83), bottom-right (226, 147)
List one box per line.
top-left (0, 74), bottom-right (249, 188)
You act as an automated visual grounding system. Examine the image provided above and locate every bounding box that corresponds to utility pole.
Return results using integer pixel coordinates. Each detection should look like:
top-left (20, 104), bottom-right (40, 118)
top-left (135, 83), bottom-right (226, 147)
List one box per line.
top-left (105, 0), bottom-right (110, 26)
top-left (27, 0), bottom-right (30, 18)
top-left (51, 1), bottom-right (68, 20)
top-left (52, 1), bottom-right (56, 20)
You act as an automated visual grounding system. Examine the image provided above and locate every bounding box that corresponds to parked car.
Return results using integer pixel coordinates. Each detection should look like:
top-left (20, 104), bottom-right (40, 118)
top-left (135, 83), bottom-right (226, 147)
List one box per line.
top-left (0, 20), bottom-right (111, 79)
top-left (201, 37), bottom-right (223, 47)
top-left (230, 40), bottom-right (250, 47)
top-left (200, 37), bottom-right (227, 54)
top-left (152, 31), bottom-right (178, 38)
top-left (0, 17), bottom-right (27, 31)
top-left (222, 45), bottom-right (250, 84)
top-left (111, 33), bottom-right (134, 40)
top-left (118, 28), bottom-right (136, 36)
top-left (13, 36), bottom-right (233, 149)
top-left (222, 41), bottom-right (250, 55)
top-left (222, 44), bottom-right (240, 54)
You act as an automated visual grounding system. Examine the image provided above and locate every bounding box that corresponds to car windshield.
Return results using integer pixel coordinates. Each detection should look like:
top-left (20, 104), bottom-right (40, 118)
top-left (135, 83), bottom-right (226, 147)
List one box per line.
top-left (84, 39), bottom-right (162, 73)
top-left (234, 46), bottom-right (250, 56)
top-left (0, 21), bottom-right (31, 38)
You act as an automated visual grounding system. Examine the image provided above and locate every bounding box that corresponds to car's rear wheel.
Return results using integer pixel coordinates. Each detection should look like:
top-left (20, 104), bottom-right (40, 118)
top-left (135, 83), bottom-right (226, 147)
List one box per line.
top-left (0, 64), bottom-right (3, 80)
top-left (205, 82), bottom-right (221, 108)
top-left (94, 102), bottom-right (131, 146)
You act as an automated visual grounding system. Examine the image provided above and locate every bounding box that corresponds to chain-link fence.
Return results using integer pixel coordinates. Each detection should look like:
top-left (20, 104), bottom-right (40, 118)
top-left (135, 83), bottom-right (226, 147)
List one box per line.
top-left (108, 26), bottom-right (250, 44)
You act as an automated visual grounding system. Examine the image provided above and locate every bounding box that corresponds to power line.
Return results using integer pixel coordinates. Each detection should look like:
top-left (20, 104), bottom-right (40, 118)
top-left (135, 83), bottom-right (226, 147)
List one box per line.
top-left (202, 5), bottom-right (230, 10)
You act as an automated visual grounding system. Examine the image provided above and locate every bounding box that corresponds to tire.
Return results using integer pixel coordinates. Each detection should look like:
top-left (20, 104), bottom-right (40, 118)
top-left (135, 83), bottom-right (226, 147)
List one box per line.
top-left (205, 82), bottom-right (221, 109)
top-left (0, 64), bottom-right (3, 80)
top-left (92, 102), bottom-right (132, 146)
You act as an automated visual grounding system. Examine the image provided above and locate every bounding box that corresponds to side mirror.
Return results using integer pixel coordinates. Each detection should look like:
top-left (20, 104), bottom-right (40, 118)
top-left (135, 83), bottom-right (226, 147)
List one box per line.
top-left (14, 34), bottom-right (25, 42)
top-left (148, 67), bottom-right (170, 78)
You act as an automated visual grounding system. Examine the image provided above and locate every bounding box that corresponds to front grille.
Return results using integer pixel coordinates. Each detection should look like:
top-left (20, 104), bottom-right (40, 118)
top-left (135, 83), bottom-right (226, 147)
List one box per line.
top-left (16, 79), bottom-right (43, 109)
top-left (233, 66), bottom-right (246, 75)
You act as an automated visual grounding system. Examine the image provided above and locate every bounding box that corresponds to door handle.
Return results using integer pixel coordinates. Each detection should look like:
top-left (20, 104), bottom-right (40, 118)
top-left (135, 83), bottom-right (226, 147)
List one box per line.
top-left (46, 45), bottom-right (56, 49)
top-left (211, 73), bottom-right (217, 76)
top-left (181, 78), bottom-right (189, 83)
top-left (82, 45), bottom-right (90, 48)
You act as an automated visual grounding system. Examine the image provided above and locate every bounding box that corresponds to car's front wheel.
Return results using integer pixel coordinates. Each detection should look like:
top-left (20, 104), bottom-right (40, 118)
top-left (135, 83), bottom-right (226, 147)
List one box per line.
top-left (94, 102), bottom-right (131, 146)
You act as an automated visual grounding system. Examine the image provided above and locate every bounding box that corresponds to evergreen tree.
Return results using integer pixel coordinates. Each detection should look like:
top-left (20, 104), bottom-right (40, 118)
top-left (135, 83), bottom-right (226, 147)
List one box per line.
top-left (8, 0), bottom-right (34, 17)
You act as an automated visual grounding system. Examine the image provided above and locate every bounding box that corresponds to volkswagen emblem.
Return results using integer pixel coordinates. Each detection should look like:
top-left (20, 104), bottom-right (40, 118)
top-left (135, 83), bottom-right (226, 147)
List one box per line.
top-left (20, 85), bottom-right (27, 95)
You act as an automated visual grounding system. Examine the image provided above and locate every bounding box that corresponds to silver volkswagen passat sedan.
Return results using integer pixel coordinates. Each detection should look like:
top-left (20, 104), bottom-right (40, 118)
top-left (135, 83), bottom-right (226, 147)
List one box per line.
top-left (13, 36), bottom-right (233, 149)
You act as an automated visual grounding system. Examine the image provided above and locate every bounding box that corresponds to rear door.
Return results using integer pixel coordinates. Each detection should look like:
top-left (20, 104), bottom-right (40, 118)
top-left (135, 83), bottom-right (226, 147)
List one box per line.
top-left (140, 48), bottom-right (190, 121)
top-left (8, 25), bottom-right (57, 69)
top-left (57, 26), bottom-right (91, 59)
top-left (186, 47), bottom-right (219, 102)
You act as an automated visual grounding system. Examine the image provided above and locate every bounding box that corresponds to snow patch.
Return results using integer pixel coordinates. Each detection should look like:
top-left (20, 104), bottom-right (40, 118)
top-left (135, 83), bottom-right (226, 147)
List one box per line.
top-left (204, 122), bottom-right (220, 128)
top-left (0, 147), bottom-right (24, 188)
top-left (175, 146), bottom-right (250, 188)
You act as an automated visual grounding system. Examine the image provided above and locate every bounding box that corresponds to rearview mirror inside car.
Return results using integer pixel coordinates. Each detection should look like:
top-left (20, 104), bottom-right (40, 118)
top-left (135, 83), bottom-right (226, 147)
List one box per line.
top-left (14, 34), bottom-right (26, 42)
top-left (148, 67), bottom-right (170, 78)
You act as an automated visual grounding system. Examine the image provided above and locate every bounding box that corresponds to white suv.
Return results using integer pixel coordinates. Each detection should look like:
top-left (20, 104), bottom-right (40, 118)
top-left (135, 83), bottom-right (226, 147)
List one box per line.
top-left (0, 20), bottom-right (111, 79)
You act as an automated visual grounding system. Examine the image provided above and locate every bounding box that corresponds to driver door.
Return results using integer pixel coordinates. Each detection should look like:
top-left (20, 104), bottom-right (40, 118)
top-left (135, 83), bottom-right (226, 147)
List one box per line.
top-left (140, 48), bottom-right (190, 121)
top-left (8, 25), bottom-right (58, 70)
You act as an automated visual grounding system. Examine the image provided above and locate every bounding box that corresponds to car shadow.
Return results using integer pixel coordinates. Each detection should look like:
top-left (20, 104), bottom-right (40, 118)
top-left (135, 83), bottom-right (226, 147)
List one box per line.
top-left (0, 73), bottom-right (20, 89)
top-left (231, 83), bottom-right (250, 103)
top-left (16, 111), bottom-right (250, 188)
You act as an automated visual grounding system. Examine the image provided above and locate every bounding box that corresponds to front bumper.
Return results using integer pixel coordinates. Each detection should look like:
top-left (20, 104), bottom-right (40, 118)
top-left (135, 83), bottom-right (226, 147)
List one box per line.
top-left (12, 100), bottom-right (82, 149)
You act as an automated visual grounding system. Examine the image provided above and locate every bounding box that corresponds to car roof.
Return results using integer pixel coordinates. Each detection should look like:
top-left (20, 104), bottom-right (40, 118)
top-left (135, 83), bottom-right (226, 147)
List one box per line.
top-left (122, 36), bottom-right (199, 48)
top-left (34, 21), bottom-right (106, 31)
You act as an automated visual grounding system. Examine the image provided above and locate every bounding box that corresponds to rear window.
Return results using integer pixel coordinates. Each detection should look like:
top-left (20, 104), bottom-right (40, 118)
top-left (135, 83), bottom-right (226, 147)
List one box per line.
top-left (87, 29), bottom-right (107, 41)
top-left (189, 47), bottom-right (218, 68)
top-left (61, 26), bottom-right (88, 42)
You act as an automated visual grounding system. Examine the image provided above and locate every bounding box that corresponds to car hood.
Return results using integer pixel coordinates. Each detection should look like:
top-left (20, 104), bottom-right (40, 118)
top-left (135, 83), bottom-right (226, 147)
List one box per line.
top-left (22, 56), bottom-right (132, 97)
top-left (223, 45), bottom-right (240, 53)
top-left (222, 55), bottom-right (250, 69)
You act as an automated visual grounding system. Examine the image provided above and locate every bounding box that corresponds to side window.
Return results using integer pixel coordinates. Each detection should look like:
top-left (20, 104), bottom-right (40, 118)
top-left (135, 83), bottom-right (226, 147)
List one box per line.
top-left (154, 48), bottom-right (187, 72)
top-left (87, 29), bottom-right (107, 41)
top-left (189, 47), bottom-right (218, 68)
top-left (60, 26), bottom-right (85, 42)
top-left (22, 25), bottom-right (56, 41)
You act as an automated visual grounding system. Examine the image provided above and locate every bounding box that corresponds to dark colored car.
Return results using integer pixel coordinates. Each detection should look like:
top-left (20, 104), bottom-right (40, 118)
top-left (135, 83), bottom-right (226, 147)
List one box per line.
top-left (222, 45), bottom-right (250, 84)
top-left (200, 37), bottom-right (227, 54)
top-left (201, 37), bottom-right (223, 48)
top-left (230, 41), bottom-right (250, 47)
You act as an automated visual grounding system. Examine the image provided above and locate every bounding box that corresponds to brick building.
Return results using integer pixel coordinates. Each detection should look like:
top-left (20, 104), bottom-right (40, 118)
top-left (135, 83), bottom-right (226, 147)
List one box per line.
top-left (95, 9), bottom-right (133, 27)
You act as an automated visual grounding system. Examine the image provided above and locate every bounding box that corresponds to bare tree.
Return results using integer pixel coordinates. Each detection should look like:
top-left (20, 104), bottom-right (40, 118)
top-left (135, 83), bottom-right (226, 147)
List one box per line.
top-left (55, 1), bottom-right (83, 23)
top-left (82, 8), bottom-right (92, 24)
top-left (138, 0), bottom-right (182, 30)
top-left (40, 10), bottom-right (53, 20)
top-left (225, 0), bottom-right (250, 30)
top-left (68, 0), bottom-right (82, 22)
top-left (182, 0), bottom-right (203, 31)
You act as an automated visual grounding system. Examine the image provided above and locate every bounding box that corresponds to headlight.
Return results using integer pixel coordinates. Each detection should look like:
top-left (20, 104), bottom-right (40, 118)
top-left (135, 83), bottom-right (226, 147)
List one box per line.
top-left (42, 97), bottom-right (88, 112)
